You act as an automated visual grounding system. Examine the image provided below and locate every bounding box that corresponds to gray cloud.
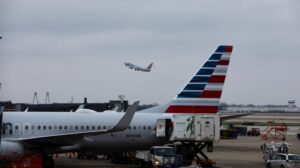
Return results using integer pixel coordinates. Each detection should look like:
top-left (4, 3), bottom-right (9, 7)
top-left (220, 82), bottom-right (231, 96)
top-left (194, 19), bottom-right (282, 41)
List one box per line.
top-left (1, 0), bottom-right (300, 105)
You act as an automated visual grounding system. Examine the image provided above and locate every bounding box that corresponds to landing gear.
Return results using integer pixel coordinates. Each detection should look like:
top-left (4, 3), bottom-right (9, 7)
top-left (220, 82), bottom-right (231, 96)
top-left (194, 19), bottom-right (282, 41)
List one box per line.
top-left (110, 152), bottom-right (136, 165)
top-left (111, 152), bottom-right (129, 164)
top-left (176, 141), bottom-right (214, 168)
top-left (43, 155), bottom-right (54, 168)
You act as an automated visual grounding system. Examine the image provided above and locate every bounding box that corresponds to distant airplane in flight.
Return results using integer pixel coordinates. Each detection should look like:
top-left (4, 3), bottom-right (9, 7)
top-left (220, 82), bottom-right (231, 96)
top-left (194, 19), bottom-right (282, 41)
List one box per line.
top-left (124, 62), bottom-right (153, 72)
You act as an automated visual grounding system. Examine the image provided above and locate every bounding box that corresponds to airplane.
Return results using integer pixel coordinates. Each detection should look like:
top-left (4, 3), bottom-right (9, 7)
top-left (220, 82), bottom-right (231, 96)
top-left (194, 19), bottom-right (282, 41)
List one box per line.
top-left (0, 45), bottom-right (234, 168)
top-left (124, 62), bottom-right (153, 72)
top-left (0, 102), bottom-right (139, 167)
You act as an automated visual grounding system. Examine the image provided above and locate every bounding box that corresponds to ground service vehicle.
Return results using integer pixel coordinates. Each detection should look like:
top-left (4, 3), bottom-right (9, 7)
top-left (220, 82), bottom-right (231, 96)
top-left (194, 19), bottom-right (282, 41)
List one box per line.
top-left (261, 141), bottom-right (290, 162)
top-left (266, 153), bottom-right (300, 168)
top-left (135, 146), bottom-right (182, 168)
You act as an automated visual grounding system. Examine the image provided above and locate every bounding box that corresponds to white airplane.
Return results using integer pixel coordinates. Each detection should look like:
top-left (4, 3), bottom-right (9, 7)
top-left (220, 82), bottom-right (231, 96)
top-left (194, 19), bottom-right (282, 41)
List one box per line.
top-left (124, 62), bottom-right (153, 72)
top-left (0, 45), bottom-right (233, 168)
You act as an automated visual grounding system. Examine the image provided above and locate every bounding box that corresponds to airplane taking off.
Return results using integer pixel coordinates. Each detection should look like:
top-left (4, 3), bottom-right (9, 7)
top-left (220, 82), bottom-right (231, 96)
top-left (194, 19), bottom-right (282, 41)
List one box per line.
top-left (0, 45), bottom-right (234, 168)
top-left (124, 62), bottom-right (153, 72)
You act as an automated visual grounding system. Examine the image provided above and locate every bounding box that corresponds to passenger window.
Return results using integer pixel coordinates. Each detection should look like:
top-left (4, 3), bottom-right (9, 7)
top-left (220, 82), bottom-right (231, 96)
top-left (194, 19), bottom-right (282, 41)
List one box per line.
top-left (91, 126), bottom-right (95, 130)
top-left (133, 126), bottom-right (136, 130)
top-left (75, 126), bottom-right (78, 130)
top-left (25, 125), bottom-right (29, 130)
top-left (64, 126), bottom-right (68, 130)
top-left (128, 126), bottom-right (131, 130)
top-left (148, 126), bottom-right (152, 130)
top-left (97, 126), bottom-right (101, 130)
top-left (14, 124), bottom-right (20, 135)
top-left (38, 126), bottom-right (41, 130)
top-left (143, 126), bottom-right (146, 130)
top-left (48, 126), bottom-right (52, 130)
top-left (43, 126), bottom-right (46, 130)
top-left (86, 126), bottom-right (89, 130)
top-left (103, 126), bottom-right (106, 129)
top-left (81, 126), bottom-right (84, 130)
top-left (59, 126), bottom-right (63, 130)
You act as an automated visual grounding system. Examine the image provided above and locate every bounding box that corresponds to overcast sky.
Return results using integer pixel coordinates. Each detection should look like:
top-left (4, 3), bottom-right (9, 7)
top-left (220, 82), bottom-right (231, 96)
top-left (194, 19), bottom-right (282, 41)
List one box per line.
top-left (0, 0), bottom-right (300, 105)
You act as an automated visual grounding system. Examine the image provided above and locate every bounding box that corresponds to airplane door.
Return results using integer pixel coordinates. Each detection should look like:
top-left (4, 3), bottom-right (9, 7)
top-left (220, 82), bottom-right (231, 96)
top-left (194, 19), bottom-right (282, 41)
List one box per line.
top-left (3, 123), bottom-right (13, 135)
top-left (156, 119), bottom-right (166, 137)
top-left (156, 119), bottom-right (173, 138)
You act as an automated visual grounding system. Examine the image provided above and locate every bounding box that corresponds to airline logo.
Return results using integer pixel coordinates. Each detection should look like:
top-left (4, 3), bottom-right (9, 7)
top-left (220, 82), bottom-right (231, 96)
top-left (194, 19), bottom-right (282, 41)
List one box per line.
top-left (166, 45), bottom-right (233, 114)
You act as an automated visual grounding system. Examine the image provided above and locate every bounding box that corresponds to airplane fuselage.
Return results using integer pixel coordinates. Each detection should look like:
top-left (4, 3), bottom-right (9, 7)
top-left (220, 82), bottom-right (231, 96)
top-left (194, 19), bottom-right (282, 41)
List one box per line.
top-left (2, 111), bottom-right (171, 154)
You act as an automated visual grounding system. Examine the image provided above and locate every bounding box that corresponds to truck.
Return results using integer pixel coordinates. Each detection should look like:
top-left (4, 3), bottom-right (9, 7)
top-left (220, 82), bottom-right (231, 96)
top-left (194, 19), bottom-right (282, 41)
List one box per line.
top-left (135, 146), bottom-right (182, 168)
top-left (169, 114), bottom-right (220, 142)
top-left (164, 114), bottom-right (218, 167)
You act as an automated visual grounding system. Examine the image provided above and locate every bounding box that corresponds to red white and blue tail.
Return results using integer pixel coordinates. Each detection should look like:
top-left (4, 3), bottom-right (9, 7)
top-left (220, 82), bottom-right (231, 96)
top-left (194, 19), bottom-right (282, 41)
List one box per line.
top-left (165, 45), bottom-right (233, 114)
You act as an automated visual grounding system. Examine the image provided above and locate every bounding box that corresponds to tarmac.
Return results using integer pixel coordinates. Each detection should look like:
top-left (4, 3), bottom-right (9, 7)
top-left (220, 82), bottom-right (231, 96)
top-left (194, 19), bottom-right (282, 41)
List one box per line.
top-left (54, 135), bottom-right (300, 168)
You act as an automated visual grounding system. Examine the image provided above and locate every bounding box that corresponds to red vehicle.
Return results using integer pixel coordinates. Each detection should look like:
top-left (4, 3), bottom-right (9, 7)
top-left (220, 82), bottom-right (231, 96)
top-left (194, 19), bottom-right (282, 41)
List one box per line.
top-left (247, 128), bottom-right (260, 136)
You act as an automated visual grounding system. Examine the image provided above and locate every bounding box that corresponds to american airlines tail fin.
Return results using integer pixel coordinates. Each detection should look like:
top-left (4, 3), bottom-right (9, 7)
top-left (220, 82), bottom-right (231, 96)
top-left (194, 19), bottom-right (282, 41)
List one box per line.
top-left (165, 45), bottom-right (233, 114)
top-left (141, 45), bottom-right (233, 114)
top-left (146, 63), bottom-right (153, 70)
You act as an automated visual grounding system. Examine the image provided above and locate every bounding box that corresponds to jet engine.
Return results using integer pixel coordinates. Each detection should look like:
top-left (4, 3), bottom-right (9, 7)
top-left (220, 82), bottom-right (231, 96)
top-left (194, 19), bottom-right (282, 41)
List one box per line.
top-left (0, 108), bottom-right (24, 159)
top-left (0, 141), bottom-right (24, 159)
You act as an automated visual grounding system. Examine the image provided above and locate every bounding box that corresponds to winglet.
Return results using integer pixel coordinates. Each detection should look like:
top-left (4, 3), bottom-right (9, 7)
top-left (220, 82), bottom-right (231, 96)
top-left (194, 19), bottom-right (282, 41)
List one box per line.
top-left (111, 101), bottom-right (139, 132)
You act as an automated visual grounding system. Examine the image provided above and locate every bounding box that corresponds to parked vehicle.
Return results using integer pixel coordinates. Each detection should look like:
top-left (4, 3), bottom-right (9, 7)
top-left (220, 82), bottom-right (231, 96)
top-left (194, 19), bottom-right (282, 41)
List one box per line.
top-left (266, 153), bottom-right (300, 168)
top-left (233, 126), bottom-right (247, 136)
top-left (261, 141), bottom-right (290, 162)
top-left (220, 129), bottom-right (238, 139)
top-left (247, 128), bottom-right (260, 136)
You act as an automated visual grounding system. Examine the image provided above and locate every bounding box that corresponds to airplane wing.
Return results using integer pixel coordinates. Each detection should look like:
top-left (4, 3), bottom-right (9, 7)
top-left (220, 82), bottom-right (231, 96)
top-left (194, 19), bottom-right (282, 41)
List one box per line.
top-left (125, 62), bottom-right (145, 71)
top-left (125, 62), bottom-right (135, 69)
top-left (16, 101), bottom-right (139, 146)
